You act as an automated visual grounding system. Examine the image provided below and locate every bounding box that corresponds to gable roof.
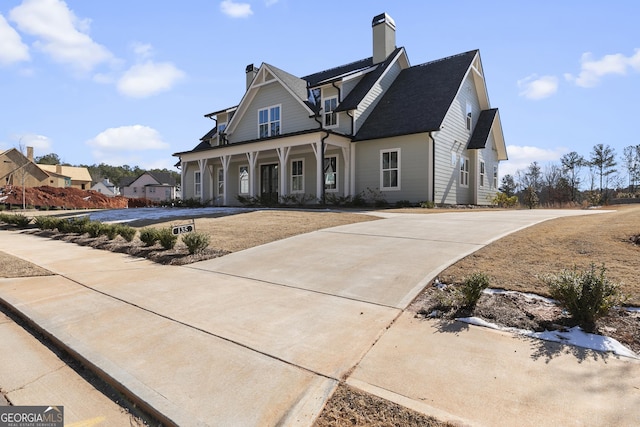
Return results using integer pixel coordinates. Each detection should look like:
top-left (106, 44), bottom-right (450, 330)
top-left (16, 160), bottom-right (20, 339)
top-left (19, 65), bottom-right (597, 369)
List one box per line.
top-left (303, 57), bottom-right (374, 87)
top-left (468, 108), bottom-right (498, 149)
top-left (38, 164), bottom-right (92, 182)
top-left (147, 171), bottom-right (176, 186)
top-left (336, 47), bottom-right (405, 112)
top-left (354, 50), bottom-right (478, 141)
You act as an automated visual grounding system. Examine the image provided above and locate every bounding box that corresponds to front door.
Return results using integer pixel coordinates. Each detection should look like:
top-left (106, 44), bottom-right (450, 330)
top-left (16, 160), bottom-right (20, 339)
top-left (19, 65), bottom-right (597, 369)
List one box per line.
top-left (260, 163), bottom-right (278, 205)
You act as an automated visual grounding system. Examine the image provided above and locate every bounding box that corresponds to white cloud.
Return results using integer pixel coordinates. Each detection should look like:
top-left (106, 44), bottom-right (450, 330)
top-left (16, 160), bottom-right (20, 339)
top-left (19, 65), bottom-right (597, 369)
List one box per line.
top-left (86, 125), bottom-right (169, 154)
top-left (500, 145), bottom-right (568, 178)
top-left (220, 0), bottom-right (253, 18)
top-left (565, 49), bottom-right (640, 88)
top-left (9, 0), bottom-right (113, 73)
top-left (0, 14), bottom-right (30, 65)
top-left (265, 0), bottom-right (279, 6)
top-left (117, 61), bottom-right (185, 98)
top-left (15, 133), bottom-right (53, 152)
top-left (517, 74), bottom-right (558, 100)
top-left (131, 41), bottom-right (153, 59)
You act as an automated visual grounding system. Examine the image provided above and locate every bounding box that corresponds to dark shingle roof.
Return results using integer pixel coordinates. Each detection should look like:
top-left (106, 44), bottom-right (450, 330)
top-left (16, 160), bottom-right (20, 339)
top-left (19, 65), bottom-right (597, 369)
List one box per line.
top-left (147, 171), bottom-right (176, 186)
top-left (336, 47), bottom-right (404, 112)
top-left (200, 126), bottom-right (217, 141)
top-left (119, 176), bottom-right (135, 187)
top-left (302, 57), bottom-right (374, 87)
top-left (354, 50), bottom-right (478, 141)
top-left (468, 108), bottom-right (498, 149)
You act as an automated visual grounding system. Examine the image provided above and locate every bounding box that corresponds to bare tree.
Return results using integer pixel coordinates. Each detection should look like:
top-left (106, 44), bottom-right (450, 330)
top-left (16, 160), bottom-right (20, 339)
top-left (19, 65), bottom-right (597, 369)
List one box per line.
top-left (560, 151), bottom-right (585, 201)
top-left (622, 145), bottom-right (640, 193)
top-left (589, 144), bottom-right (617, 196)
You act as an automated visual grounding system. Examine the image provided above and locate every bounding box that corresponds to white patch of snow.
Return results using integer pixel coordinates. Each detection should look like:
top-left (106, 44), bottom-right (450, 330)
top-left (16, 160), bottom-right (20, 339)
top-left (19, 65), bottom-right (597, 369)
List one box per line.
top-left (458, 316), bottom-right (638, 359)
top-left (483, 288), bottom-right (556, 304)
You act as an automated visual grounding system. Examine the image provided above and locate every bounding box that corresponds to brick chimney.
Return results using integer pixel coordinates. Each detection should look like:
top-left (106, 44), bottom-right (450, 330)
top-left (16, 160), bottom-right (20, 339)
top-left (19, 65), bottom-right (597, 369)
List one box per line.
top-left (246, 64), bottom-right (258, 89)
top-left (372, 13), bottom-right (396, 64)
top-left (27, 146), bottom-right (34, 162)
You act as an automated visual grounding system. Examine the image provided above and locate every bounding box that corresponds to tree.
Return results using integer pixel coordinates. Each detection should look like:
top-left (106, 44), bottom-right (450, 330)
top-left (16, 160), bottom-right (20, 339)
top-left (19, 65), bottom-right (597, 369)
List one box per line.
top-left (499, 174), bottom-right (517, 197)
top-left (560, 151), bottom-right (585, 201)
top-left (589, 144), bottom-right (617, 196)
top-left (622, 144), bottom-right (640, 193)
top-left (34, 153), bottom-right (62, 165)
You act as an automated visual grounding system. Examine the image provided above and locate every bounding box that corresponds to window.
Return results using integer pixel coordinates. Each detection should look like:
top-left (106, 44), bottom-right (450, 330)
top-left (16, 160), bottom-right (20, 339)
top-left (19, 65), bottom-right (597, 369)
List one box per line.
top-left (381, 149), bottom-right (400, 190)
top-left (493, 166), bottom-right (498, 188)
top-left (217, 168), bottom-right (224, 196)
top-left (466, 102), bottom-right (473, 131)
top-left (479, 161), bottom-right (485, 187)
top-left (217, 122), bottom-right (227, 145)
top-left (323, 97), bottom-right (338, 127)
top-left (239, 166), bottom-right (249, 194)
top-left (324, 156), bottom-right (337, 191)
top-left (258, 105), bottom-right (280, 138)
top-left (460, 157), bottom-right (469, 187)
top-left (291, 159), bottom-right (304, 193)
top-left (194, 171), bottom-right (202, 196)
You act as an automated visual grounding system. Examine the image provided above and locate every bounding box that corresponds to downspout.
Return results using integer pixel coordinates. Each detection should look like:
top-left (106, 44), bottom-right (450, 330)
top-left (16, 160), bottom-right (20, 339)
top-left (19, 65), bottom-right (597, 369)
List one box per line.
top-left (430, 131), bottom-right (436, 203)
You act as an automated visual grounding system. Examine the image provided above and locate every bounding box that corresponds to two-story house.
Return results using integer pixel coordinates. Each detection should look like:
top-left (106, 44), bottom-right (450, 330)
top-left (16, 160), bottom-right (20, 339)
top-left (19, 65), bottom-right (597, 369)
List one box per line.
top-left (174, 13), bottom-right (507, 206)
top-left (120, 171), bottom-right (177, 202)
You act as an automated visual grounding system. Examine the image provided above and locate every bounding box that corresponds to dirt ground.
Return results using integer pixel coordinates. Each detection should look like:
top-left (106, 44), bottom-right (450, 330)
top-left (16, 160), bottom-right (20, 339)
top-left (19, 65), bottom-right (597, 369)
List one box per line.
top-left (2, 205), bottom-right (640, 426)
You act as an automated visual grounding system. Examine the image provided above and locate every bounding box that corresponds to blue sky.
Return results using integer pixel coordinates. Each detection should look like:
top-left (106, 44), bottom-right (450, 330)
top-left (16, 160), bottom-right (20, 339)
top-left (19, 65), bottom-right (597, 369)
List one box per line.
top-left (1, 0), bottom-right (639, 180)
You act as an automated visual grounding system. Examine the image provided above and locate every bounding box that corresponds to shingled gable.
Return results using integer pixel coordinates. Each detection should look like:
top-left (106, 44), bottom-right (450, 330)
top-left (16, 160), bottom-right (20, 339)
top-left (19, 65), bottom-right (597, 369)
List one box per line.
top-left (468, 108), bottom-right (508, 160)
top-left (353, 50), bottom-right (478, 141)
top-left (302, 57), bottom-right (374, 87)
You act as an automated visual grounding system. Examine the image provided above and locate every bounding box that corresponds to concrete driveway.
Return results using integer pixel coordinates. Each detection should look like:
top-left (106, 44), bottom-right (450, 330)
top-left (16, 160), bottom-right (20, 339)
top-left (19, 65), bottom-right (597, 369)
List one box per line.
top-left (1, 208), bottom-right (637, 426)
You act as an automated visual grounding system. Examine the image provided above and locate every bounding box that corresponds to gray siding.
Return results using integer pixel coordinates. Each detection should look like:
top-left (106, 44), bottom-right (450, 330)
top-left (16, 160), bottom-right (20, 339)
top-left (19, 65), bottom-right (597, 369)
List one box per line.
top-left (475, 132), bottom-right (500, 204)
top-left (353, 61), bottom-right (402, 133)
top-left (354, 134), bottom-right (431, 204)
top-left (230, 82), bottom-right (317, 143)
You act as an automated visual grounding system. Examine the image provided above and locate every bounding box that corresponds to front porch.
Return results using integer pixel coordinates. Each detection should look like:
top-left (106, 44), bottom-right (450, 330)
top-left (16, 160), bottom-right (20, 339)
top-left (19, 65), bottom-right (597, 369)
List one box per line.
top-left (179, 132), bottom-right (353, 206)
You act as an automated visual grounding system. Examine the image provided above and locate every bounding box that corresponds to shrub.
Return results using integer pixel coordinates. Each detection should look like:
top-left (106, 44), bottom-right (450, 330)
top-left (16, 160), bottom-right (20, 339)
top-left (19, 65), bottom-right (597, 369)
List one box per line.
top-left (116, 224), bottom-right (136, 242)
top-left (67, 216), bottom-right (90, 234)
top-left (491, 192), bottom-right (518, 208)
top-left (157, 227), bottom-right (178, 250)
top-left (544, 264), bottom-right (624, 331)
top-left (182, 232), bottom-right (211, 254)
top-left (33, 216), bottom-right (55, 230)
top-left (522, 186), bottom-right (539, 209)
top-left (420, 201), bottom-right (436, 209)
top-left (1, 213), bottom-right (31, 227)
top-left (86, 221), bottom-right (103, 238)
top-left (459, 272), bottom-right (490, 309)
top-left (139, 228), bottom-right (159, 246)
top-left (101, 223), bottom-right (119, 240)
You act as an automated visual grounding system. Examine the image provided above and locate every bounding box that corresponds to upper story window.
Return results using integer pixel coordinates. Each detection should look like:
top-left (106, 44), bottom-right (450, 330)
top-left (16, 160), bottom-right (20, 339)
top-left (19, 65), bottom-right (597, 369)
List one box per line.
top-left (381, 149), bottom-right (400, 190)
top-left (466, 102), bottom-right (473, 131)
top-left (460, 156), bottom-right (469, 187)
top-left (258, 105), bottom-right (281, 138)
top-left (217, 122), bottom-right (226, 145)
top-left (323, 97), bottom-right (338, 127)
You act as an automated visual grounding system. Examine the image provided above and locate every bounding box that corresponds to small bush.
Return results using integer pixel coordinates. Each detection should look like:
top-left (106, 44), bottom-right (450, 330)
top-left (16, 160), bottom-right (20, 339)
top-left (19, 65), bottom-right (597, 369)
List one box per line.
top-left (86, 221), bottom-right (103, 238)
top-left (420, 201), bottom-right (436, 209)
top-left (157, 227), bottom-right (178, 250)
top-left (491, 192), bottom-right (518, 208)
top-left (67, 216), bottom-right (90, 234)
top-left (0, 213), bottom-right (31, 227)
top-left (544, 264), bottom-right (624, 331)
top-left (101, 223), bottom-right (119, 240)
top-left (116, 224), bottom-right (136, 242)
top-left (460, 272), bottom-right (490, 309)
top-left (139, 228), bottom-right (159, 246)
top-left (182, 232), bottom-right (210, 254)
top-left (33, 216), bottom-right (55, 230)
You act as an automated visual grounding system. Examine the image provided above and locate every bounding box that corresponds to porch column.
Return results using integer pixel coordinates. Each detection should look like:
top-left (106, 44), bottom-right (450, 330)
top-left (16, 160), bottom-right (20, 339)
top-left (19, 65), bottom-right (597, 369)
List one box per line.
top-left (180, 161), bottom-right (186, 200)
top-left (276, 146), bottom-right (290, 197)
top-left (197, 159), bottom-right (207, 203)
top-left (341, 146), bottom-right (350, 197)
top-left (220, 154), bottom-right (231, 205)
top-left (246, 151), bottom-right (259, 197)
top-left (349, 143), bottom-right (356, 196)
top-left (312, 141), bottom-right (325, 201)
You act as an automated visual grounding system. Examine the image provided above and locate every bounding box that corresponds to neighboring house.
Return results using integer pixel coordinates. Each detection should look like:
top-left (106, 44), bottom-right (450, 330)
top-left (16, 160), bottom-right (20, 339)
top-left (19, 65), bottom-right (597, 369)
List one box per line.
top-left (91, 178), bottom-right (118, 197)
top-left (120, 172), bottom-right (177, 202)
top-left (174, 13), bottom-right (507, 206)
top-left (37, 164), bottom-right (93, 190)
top-left (1, 147), bottom-right (53, 188)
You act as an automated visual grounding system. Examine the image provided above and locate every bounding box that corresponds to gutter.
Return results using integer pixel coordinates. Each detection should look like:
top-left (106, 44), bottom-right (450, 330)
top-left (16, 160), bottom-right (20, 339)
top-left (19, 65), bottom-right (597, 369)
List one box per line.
top-left (429, 131), bottom-right (436, 203)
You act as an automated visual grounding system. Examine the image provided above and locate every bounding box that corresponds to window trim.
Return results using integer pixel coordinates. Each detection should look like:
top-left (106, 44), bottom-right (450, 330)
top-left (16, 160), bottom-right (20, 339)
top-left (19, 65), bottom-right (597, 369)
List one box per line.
top-left (217, 122), bottom-right (227, 145)
top-left (324, 155), bottom-right (338, 192)
top-left (239, 165), bottom-right (249, 195)
top-left (466, 102), bottom-right (473, 131)
top-left (323, 96), bottom-right (338, 128)
top-left (194, 170), bottom-right (202, 196)
top-left (216, 167), bottom-right (224, 197)
top-left (258, 104), bottom-right (281, 138)
top-left (290, 158), bottom-right (304, 193)
top-left (460, 156), bottom-right (469, 187)
top-left (380, 148), bottom-right (401, 191)
top-left (479, 160), bottom-right (486, 187)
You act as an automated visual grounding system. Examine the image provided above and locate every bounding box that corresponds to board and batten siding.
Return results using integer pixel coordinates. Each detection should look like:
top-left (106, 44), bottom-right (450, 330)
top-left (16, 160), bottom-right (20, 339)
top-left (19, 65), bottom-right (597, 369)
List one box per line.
top-left (230, 82), bottom-right (317, 143)
top-left (353, 60), bottom-right (403, 134)
top-left (433, 72), bottom-right (482, 205)
top-left (354, 134), bottom-right (431, 204)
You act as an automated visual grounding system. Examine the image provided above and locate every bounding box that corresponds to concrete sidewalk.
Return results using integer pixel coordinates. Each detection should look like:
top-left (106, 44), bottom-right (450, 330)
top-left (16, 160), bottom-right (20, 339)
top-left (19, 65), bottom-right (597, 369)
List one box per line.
top-left (1, 209), bottom-right (637, 426)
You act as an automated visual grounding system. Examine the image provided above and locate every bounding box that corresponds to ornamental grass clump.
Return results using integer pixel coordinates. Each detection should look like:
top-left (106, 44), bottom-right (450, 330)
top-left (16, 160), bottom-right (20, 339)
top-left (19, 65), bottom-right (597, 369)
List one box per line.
top-left (116, 224), bottom-right (136, 242)
top-left (544, 264), bottom-right (624, 332)
top-left (85, 221), bottom-right (103, 238)
top-left (460, 272), bottom-right (490, 309)
top-left (182, 232), bottom-right (210, 254)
